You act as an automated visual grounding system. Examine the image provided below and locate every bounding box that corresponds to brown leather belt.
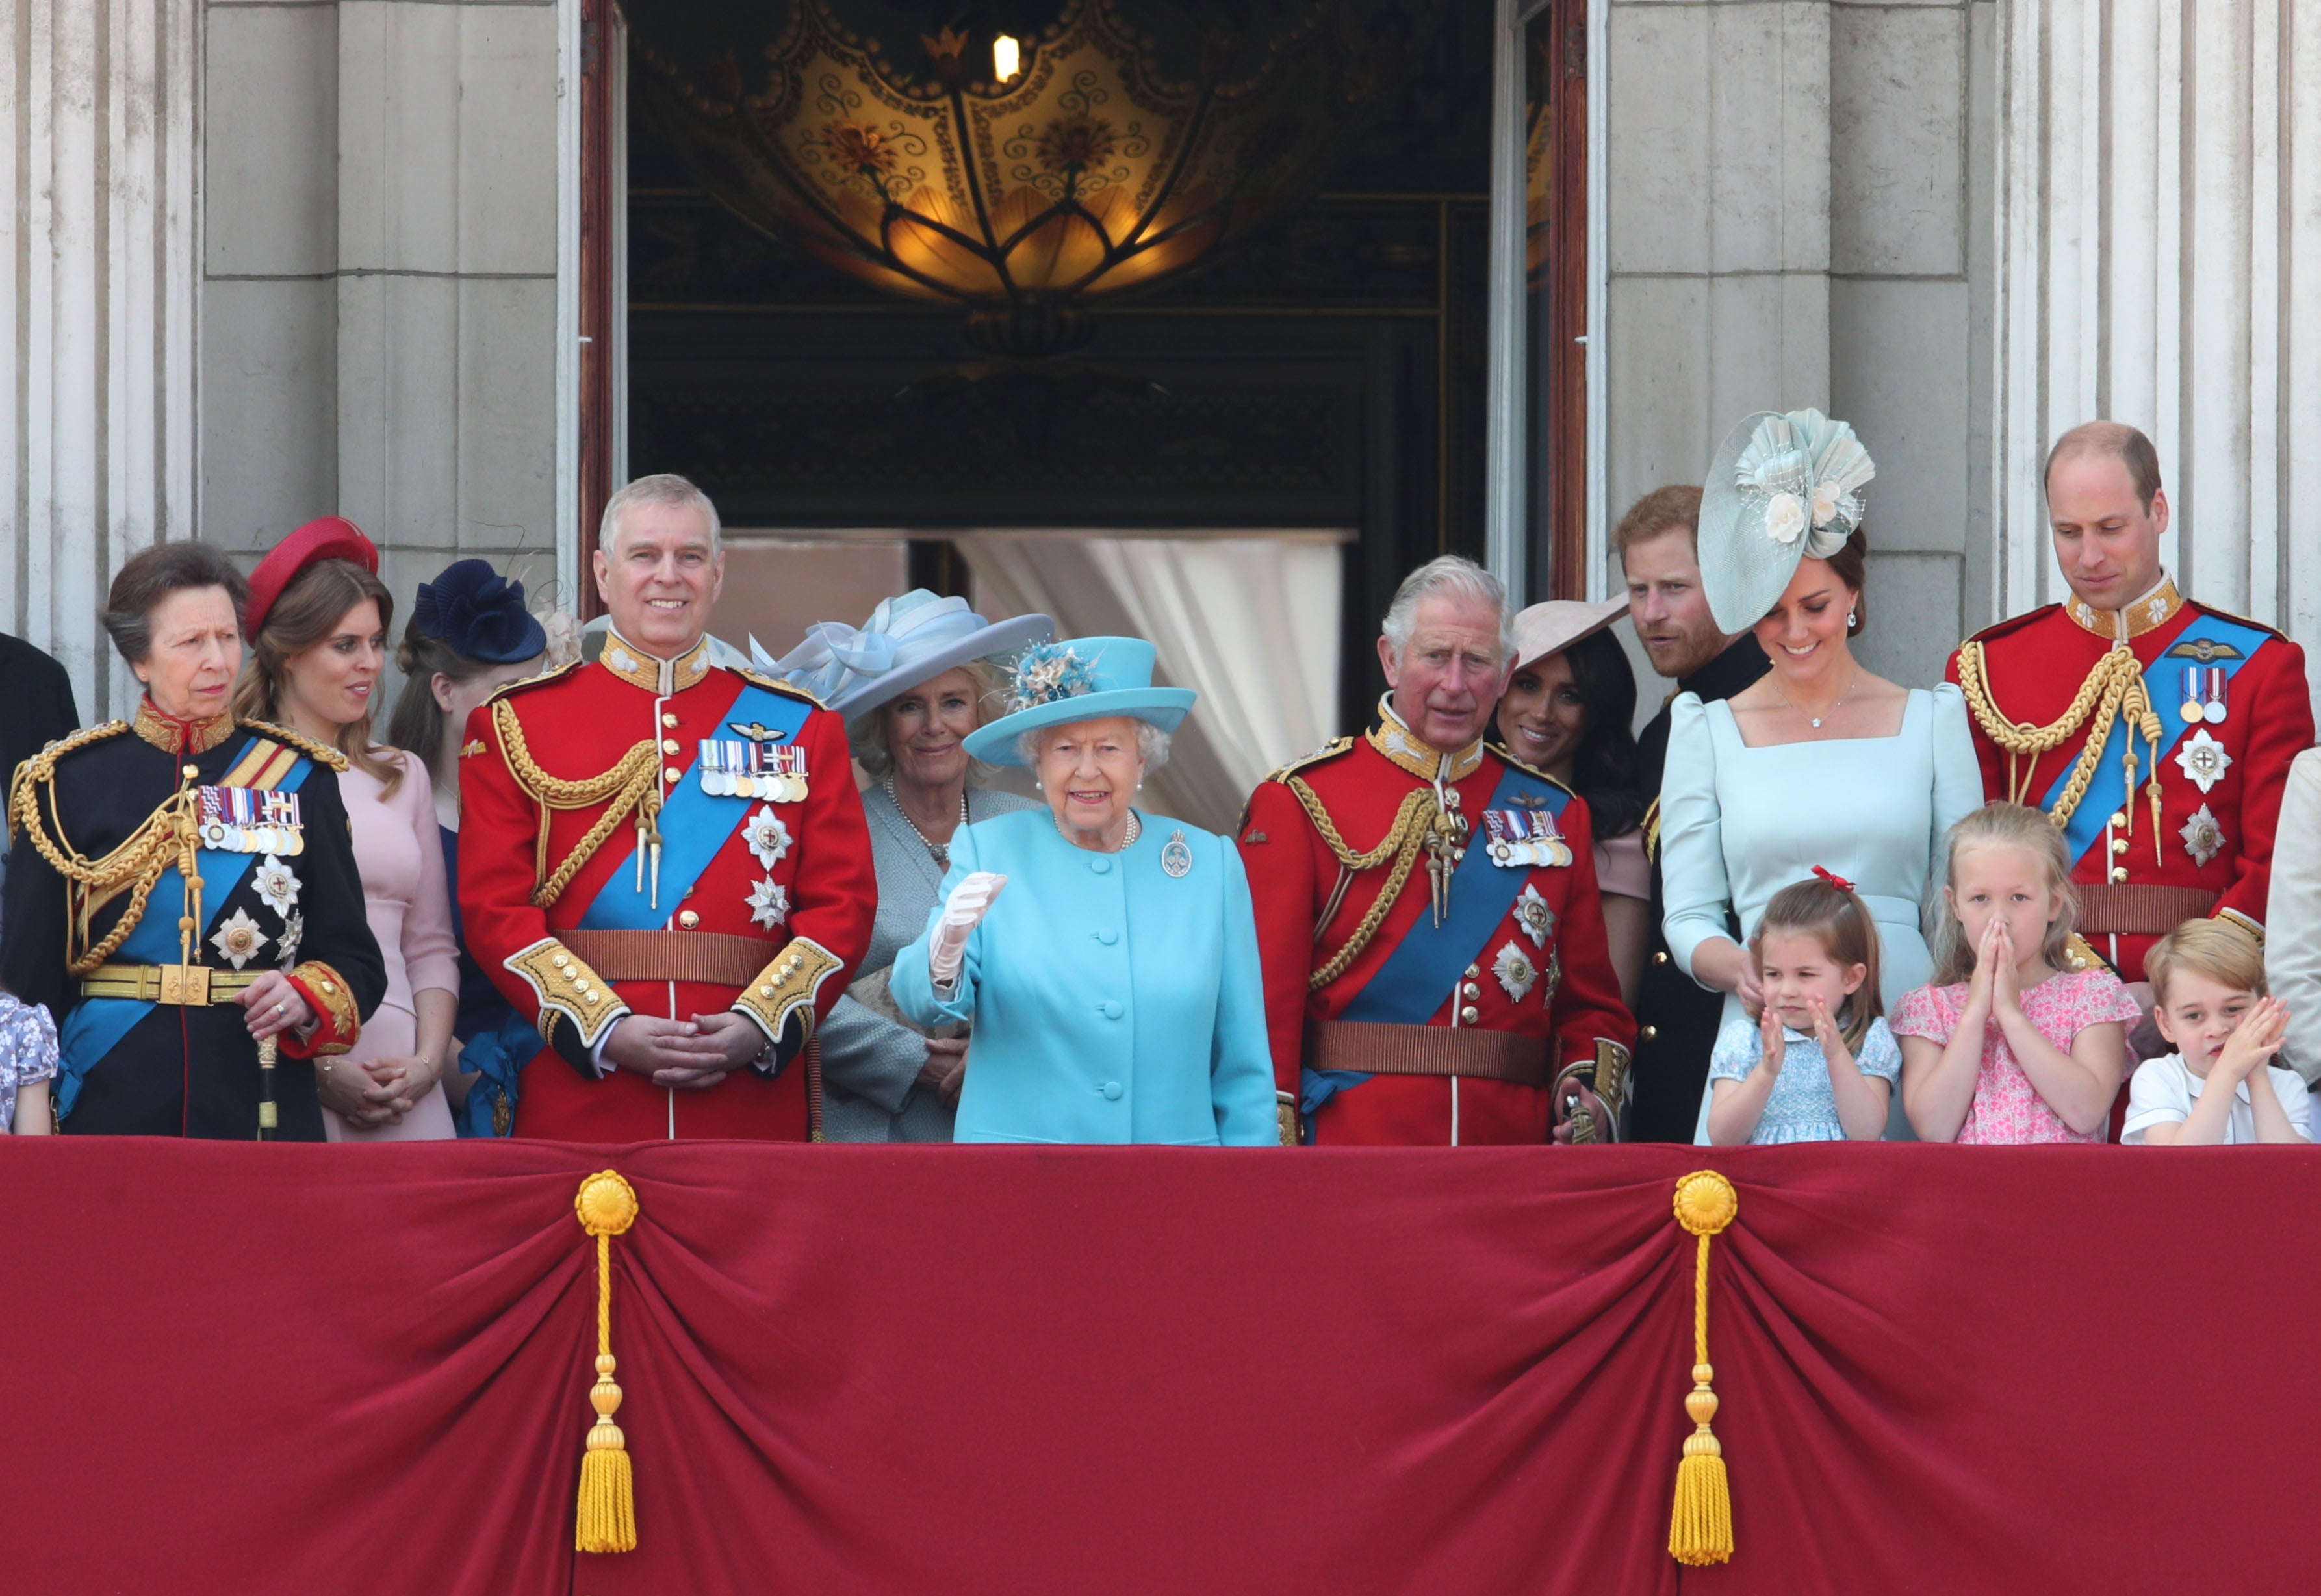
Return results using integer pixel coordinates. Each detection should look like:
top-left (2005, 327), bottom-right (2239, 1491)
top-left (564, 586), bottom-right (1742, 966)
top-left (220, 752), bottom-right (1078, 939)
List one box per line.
top-left (560, 929), bottom-right (773, 987)
top-left (2076, 883), bottom-right (2218, 937)
top-left (1302, 1020), bottom-right (1547, 1087)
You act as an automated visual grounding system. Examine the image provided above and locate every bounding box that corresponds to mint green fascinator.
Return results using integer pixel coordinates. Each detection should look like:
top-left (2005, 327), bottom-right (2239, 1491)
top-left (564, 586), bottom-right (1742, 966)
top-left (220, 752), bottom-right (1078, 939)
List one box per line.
top-left (1697, 408), bottom-right (1876, 633)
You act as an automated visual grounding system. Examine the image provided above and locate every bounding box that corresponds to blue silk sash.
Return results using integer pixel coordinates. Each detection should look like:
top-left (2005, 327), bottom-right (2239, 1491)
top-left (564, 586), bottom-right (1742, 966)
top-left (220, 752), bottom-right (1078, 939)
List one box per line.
top-left (2043, 613), bottom-right (2271, 870)
top-left (55, 739), bottom-right (315, 1115)
top-left (576, 680), bottom-right (812, 931)
top-left (1303, 765), bottom-right (1569, 1115)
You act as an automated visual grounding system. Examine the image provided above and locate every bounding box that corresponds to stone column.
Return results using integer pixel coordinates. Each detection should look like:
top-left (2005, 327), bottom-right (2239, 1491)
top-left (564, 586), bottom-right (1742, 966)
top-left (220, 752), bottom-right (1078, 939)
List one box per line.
top-left (202, 0), bottom-right (565, 652)
top-left (0, 0), bottom-right (199, 720)
top-left (1992, 0), bottom-right (2321, 656)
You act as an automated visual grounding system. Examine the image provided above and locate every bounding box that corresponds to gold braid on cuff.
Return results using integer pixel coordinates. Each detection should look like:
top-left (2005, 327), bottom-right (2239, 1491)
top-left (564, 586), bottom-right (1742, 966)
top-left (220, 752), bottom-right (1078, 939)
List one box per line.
top-left (505, 937), bottom-right (628, 1048)
top-left (734, 936), bottom-right (843, 1046)
top-left (286, 961), bottom-right (362, 1056)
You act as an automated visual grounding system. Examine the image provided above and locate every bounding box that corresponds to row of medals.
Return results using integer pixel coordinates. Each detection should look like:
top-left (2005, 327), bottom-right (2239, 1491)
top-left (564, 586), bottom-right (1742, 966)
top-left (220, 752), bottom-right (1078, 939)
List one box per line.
top-left (201, 820), bottom-right (305, 855)
top-left (702, 770), bottom-right (808, 803)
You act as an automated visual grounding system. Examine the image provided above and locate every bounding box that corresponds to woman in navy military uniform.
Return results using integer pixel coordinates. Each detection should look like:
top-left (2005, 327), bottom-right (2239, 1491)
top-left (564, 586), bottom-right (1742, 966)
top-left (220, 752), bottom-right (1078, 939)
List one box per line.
top-left (1, 540), bottom-right (385, 1139)
top-left (891, 637), bottom-right (1276, 1146)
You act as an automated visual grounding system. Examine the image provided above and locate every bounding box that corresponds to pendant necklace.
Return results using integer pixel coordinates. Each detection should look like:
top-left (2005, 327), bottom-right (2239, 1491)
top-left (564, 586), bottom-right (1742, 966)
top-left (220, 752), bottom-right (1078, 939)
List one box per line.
top-left (1775, 672), bottom-right (1858, 730)
top-left (888, 779), bottom-right (969, 868)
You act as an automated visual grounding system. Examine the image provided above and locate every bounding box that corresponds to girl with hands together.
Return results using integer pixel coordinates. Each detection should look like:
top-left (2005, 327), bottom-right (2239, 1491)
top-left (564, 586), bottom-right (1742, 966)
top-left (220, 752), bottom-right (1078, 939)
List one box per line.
top-left (1895, 804), bottom-right (2141, 1143)
top-left (2124, 924), bottom-right (2311, 1145)
top-left (1704, 872), bottom-right (1900, 1146)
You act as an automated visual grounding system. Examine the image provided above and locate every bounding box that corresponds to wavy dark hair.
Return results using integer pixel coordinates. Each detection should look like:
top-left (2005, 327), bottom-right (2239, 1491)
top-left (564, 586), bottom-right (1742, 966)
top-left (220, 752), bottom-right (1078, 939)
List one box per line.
top-left (1498, 627), bottom-right (1645, 842)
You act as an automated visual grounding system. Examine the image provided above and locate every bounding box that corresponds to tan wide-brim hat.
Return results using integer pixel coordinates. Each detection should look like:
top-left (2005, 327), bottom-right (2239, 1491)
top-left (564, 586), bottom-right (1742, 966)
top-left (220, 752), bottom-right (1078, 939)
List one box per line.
top-left (1509, 597), bottom-right (1629, 674)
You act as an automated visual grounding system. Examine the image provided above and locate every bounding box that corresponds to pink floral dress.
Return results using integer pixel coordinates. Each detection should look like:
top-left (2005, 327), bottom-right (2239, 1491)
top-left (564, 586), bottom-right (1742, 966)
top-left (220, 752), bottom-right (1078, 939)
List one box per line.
top-left (1890, 967), bottom-right (2143, 1144)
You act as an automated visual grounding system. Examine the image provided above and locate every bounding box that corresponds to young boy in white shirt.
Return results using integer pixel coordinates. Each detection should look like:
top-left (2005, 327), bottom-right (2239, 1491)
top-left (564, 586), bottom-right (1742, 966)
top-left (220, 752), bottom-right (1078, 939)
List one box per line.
top-left (2125, 920), bottom-right (2310, 1146)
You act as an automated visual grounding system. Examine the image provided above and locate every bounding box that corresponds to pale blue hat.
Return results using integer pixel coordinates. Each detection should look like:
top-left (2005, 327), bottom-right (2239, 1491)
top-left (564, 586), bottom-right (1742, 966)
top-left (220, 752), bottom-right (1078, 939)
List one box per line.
top-left (754, 589), bottom-right (1053, 720)
top-left (960, 637), bottom-right (1196, 766)
top-left (1698, 407), bottom-right (1877, 633)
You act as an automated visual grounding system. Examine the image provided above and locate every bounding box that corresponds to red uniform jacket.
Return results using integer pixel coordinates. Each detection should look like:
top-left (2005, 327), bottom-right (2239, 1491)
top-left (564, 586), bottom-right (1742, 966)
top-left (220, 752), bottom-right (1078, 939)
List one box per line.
top-left (1240, 714), bottom-right (1634, 1146)
top-left (1946, 577), bottom-right (2311, 981)
top-left (458, 633), bottom-right (875, 1141)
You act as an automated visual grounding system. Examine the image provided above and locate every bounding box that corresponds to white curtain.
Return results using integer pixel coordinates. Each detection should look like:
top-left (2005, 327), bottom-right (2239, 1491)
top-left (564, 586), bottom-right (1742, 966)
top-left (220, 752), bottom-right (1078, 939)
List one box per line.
top-left (956, 532), bottom-right (1347, 834)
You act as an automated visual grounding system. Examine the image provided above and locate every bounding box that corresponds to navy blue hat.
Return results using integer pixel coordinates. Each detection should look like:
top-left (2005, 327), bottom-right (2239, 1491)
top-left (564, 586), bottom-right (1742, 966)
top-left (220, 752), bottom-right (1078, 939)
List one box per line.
top-left (413, 559), bottom-right (548, 664)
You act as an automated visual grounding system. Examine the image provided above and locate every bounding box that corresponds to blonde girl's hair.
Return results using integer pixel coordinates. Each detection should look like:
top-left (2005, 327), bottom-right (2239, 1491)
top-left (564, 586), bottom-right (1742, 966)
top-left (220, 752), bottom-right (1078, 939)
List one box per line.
top-left (1749, 874), bottom-right (1884, 1052)
top-left (230, 557), bottom-right (404, 796)
top-left (1929, 802), bottom-right (2081, 985)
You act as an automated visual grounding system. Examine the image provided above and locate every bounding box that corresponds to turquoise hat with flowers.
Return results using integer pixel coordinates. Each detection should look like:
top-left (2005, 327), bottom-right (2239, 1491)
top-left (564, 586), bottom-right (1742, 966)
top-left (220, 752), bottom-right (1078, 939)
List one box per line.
top-left (1697, 407), bottom-right (1877, 633)
top-left (960, 636), bottom-right (1197, 767)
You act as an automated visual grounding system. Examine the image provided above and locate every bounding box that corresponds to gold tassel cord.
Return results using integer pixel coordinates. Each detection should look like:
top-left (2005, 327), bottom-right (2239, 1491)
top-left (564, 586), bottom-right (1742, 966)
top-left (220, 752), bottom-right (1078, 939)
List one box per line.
top-left (574, 1170), bottom-right (640, 1554)
top-left (1668, 1170), bottom-right (1738, 1567)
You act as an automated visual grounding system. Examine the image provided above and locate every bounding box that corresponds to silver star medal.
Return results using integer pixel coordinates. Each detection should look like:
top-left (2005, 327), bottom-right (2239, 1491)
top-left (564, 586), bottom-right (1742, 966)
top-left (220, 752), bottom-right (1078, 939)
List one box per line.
top-left (2179, 804), bottom-right (2226, 868)
top-left (747, 876), bottom-right (791, 930)
top-left (1514, 883), bottom-right (1555, 949)
top-left (277, 910), bottom-right (305, 969)
top-left (2174, 729), bottom-right (2231, 794)
top-left (210, 907), bottom-right (270, 970)
top-left (744, 804), bottom-right (792, 868)
top-left (253, 854), bottom-right (301, 920)
top-left (1492, 939), bottom-right (1537, 1002)
top-left (1161, 828), bottom-right (1194, 878)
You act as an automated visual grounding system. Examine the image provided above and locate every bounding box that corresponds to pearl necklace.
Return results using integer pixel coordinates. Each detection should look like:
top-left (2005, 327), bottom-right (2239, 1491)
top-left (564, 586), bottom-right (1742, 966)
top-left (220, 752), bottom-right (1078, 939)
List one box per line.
top-left (1773, 672), bottom-right (1859, 729)
top-left (1057, 809), bottom-right (1142, 853)
top-left (888, 779), bottom-right (969, 867)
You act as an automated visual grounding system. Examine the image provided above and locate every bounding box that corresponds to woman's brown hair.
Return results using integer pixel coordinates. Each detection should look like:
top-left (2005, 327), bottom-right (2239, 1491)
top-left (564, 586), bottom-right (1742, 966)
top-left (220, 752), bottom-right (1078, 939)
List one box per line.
top-left (385, 625), bottom-right (506, 776)
top-left (231, 557), bottom-right (403, 795)
top-left (1749, 872), bottom-right (1884, 1051)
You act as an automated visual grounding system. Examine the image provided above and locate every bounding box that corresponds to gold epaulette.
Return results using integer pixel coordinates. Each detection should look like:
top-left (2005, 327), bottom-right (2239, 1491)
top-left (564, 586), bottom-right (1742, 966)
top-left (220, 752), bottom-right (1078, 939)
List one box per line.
top-left (238, 719), bottom-right (349, 772)
top-left (1487, 742), bottom-right (1578, 799)
top-left (482, 657), bottom-right (583, 706)
top-left (6, 721), bottom-right (130, 843)
top-left (1956, 603), bottom-right (2057, 652)
top-left (1263, 736), bottom-right (1355, 785)
top-left (736, 665), bottom-right (826, 711)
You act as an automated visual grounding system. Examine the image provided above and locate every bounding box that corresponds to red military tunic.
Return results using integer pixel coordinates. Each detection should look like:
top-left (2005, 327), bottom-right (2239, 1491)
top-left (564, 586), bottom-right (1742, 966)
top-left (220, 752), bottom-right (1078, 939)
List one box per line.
top-left (1947, 576), bottom-right (2312, 982)
top-left (459, 632), bottom-right (876, 1140)
top-left (1240, 708), bottom-right (1634, 1146)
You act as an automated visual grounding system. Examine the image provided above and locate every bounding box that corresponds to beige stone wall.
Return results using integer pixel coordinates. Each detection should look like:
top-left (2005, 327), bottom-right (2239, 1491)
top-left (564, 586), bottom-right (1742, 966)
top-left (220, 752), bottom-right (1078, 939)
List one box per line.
top-left (201, 0), bottom-right (567, 649)
top-left (1602, 0), bottom-right (1997, 692)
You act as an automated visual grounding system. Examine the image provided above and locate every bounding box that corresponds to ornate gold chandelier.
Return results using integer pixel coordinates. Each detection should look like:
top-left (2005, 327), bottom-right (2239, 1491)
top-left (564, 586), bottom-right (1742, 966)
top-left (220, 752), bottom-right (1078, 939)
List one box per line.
top-left (634, 1), bottom-right (1431, 357)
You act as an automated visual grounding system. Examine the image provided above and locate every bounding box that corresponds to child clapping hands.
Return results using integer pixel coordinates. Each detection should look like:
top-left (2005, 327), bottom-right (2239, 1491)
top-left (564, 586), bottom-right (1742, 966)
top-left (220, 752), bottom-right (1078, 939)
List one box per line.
top-left (2124, 921), bottom-right (2310, 1146)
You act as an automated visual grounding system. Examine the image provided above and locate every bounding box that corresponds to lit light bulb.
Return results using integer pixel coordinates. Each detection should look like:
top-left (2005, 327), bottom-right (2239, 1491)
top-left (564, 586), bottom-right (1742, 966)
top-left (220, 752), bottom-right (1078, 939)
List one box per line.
top-left (993, 34), bottom-right (1021, 82)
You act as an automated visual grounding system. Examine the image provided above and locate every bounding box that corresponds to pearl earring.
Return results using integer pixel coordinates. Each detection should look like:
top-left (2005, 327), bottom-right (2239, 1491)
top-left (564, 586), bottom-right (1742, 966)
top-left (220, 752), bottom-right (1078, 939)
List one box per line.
top-left (1847, 609), bottom-right (1858, 629)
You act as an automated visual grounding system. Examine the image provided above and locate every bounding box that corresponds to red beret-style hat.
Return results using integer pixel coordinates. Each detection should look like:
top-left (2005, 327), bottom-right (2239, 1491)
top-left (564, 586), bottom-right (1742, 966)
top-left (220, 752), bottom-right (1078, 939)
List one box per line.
top-left (244, 516), bottom-right (379, 635)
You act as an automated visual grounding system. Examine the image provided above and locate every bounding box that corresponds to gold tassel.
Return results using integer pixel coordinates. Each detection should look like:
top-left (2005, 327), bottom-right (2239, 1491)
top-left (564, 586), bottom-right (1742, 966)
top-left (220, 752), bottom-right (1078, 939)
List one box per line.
top-left (574, 1170), bottom-right (640, 1554)
top-left (1668, 1170), bottom-right (1738, 1567)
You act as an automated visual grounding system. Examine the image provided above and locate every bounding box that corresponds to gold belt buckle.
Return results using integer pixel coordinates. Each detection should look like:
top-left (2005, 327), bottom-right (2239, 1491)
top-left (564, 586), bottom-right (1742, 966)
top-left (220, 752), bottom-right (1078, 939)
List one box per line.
top-left (158, 964), bottom-right (211, 1006)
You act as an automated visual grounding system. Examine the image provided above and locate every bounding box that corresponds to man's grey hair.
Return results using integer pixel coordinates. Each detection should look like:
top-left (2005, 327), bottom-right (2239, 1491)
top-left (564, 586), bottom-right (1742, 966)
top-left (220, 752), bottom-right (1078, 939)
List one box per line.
top-left (600, 473), bottom-right (723, 559)
top-left (1018, 718), bottom-right (1172, 773)
top-left (1380, 555), bottom-right (1515, 663)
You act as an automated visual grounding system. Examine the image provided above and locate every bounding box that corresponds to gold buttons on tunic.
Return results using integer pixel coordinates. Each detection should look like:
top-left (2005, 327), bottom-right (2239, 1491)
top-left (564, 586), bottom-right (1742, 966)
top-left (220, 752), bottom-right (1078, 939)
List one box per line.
top-left (182, 764), bottom-right (201, 779)
top-left (1459, 1006), bottom-right (1480, 1025)
top-left (2110, 811), bottom-right (2128, 829)
top-left (2110, 866), bottom-right (2129, 882)
top-left (678, 911), bottom-right (700, 928)
top-left (1464, 964), bottom-right (1480, 980)
top-left (662, 713), bottom-right (679, 728)
top-left (1653, 951), bottom-right (1669, 966)
top-left (661, 739), bottom-right (682, 755)
top-left (1642, 1026), bottom-right (1659, 1042)
top-left (664, 766), bottom-right (684, 785)
top-left (1461, 982), bottom-right (1480, 1000)
top-left (2112, 837), bottom-right (2129, 855)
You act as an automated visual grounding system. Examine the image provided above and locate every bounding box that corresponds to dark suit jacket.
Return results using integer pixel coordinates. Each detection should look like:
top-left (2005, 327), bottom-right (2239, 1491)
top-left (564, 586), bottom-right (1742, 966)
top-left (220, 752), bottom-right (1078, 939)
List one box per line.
top-left (0, 632), bottom-right (79, 796)
top-left (1628, 635), bottom-right (1767, 1142)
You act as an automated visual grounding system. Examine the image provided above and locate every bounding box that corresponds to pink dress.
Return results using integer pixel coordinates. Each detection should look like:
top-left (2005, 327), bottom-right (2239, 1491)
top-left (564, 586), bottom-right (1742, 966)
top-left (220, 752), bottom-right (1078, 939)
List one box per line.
top-left (325, 750), bottom-right (462, 1141)
top-left (1890, 967), bottom-right (2143, 1144)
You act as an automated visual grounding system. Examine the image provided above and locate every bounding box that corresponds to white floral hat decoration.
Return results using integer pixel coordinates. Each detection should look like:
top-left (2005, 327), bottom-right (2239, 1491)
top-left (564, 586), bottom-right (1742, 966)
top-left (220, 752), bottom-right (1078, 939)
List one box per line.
top-left (1696, 408), bottom-right (1877, 633)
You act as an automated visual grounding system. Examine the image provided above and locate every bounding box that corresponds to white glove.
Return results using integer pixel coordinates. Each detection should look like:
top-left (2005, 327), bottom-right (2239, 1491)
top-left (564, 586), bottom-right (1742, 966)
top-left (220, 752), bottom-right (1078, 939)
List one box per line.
top-left (930, 872), bottom-right (1007, 987)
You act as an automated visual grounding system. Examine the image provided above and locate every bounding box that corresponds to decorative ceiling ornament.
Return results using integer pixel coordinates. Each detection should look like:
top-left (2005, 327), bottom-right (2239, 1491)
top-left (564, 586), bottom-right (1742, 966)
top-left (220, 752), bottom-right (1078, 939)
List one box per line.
top-left (632, 1), bottom-right (1433, 358)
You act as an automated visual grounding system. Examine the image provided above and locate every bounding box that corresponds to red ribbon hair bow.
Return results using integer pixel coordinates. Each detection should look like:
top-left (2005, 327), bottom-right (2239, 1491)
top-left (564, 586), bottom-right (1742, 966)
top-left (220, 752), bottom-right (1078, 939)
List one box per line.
top-left (1811, 865), bottom-right (1856, 893)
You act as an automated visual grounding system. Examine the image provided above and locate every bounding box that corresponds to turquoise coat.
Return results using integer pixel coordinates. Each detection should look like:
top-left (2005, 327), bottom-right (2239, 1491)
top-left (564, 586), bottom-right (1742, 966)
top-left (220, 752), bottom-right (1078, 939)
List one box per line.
top-left (891, 807), bottom-right (1276, 1146)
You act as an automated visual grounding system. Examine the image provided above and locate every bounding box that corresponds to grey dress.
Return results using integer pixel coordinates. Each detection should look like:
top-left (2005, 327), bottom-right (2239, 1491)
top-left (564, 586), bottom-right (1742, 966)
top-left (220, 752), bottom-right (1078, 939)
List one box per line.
top-left (820, 783), bottom-right (1036, 1142)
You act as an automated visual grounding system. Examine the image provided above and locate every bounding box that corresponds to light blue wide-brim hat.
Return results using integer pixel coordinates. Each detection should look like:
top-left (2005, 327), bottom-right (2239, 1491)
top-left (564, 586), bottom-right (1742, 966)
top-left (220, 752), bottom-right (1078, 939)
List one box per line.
top-left (753, 589), bottom-right (1055, 721)
top-left (960, 636), bottom-right (1197, 767)
top-left (1697, 407), bottom-right (1877, 634)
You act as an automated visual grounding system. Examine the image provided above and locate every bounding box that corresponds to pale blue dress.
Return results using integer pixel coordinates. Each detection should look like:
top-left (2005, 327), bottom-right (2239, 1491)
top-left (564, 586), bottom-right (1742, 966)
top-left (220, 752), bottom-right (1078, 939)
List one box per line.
top-left (891, 807), bottom-right (1277, 1146)
top-left (1659, 684), bottom-right (1983, 1142)
top-left (1706, 1016), bottom-right (1903, 1143)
